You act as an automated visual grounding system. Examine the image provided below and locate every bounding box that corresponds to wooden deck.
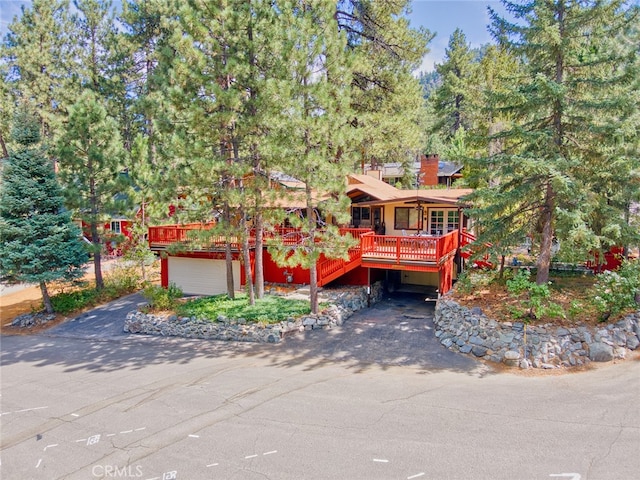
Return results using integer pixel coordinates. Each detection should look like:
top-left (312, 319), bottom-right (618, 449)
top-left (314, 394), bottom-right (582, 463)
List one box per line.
top-left (148, 224), bottom-right (463, 285)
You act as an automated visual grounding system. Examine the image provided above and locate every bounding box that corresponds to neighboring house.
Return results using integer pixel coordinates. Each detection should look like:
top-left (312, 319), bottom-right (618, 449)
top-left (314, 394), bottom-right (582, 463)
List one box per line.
top-left (362, 154), bottom-right (463, 188)
top-left (148, 173), bottom-right (475, 297)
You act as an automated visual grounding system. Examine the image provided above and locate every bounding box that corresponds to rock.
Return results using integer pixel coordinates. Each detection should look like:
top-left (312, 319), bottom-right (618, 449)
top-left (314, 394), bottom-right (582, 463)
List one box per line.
top-left (460, 344), bottom-right (473, 354)
top-left (470, 307), bottom-right (483, 315)
top-left (613, 347), bottom-right (626, 360)
top-left (541, 363), bottom-right (556, 369)
top-left (588, 342), bottom-right (614, 362)
top-left (504, 350), bottom-right (521, 361)
top-left (626, 333), bottom-right (640, 350)
top-left (471, 346), bottom-right (488, 357)
top-left (556, 328), bottom-right (570, 336)
top-left (519, 359), bottom-right (531, 369)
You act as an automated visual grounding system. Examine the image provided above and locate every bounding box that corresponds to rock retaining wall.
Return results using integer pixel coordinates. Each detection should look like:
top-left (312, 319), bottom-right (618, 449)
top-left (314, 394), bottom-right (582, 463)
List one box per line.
top-left (124, 282), bottom-right (384, 343)
top-left (435, 298), bottom-right (640, 369)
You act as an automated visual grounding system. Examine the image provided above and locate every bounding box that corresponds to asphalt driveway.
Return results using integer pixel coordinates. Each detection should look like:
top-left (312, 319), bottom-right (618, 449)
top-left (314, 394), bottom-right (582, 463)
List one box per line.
top-left (44, 290), bottom-right (483, 373)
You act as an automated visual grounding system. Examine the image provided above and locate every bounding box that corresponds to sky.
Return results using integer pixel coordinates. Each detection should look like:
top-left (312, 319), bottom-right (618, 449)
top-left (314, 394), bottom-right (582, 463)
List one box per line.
top-left (408, 1), bottom-right (506, 73)
top-left (0, 0), bottom-right (504, 72)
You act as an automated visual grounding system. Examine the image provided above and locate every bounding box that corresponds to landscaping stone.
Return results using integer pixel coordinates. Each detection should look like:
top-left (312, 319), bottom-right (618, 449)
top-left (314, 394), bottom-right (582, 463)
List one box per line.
top-left (588, 342), bottom-right (614, 362)
top-left (434, 296), bottom-right (640, 369)
top-left (124, 282), bottom-right (384, 344)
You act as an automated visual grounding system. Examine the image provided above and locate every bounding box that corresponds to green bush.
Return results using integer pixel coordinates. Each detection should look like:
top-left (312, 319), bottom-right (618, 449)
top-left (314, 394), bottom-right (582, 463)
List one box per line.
top-left (103, 264), bottom-right (145, 296)
top-left (50, 289), bottom-right (100, 315)
top-left (592, 260), bottom-right (640, 320)
top-left (506, 269), bottom-right (565, 320)
top-left (142, 283), bottom-right (183, 311)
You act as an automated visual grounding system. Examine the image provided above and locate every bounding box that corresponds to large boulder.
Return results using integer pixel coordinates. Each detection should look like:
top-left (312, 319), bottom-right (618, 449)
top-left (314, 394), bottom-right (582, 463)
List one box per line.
top-left (588, 342), bottom-right (614, 362)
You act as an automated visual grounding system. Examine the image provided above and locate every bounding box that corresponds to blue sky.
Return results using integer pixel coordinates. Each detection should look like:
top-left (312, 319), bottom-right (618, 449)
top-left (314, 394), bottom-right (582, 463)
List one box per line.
top-left (0, 0), bottom-right (501, 72)
top-left (408, 1), bottom-right (506, 73)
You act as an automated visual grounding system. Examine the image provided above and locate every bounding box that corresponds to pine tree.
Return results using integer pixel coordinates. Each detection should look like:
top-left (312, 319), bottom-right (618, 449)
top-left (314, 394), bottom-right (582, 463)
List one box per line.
top-left (429, 28), bottom-right (477, 142)
top-left (269, 0), bottom-right (357, 314)
top-left (0, 108), bottom-right (87, 313)
top-left (337, 0), bottom-right (432, 173)
top-left (57, 90), bottom-right (127, 289)
top-left (1, 0), bottom-right (77, 142)
top-left (468, 0), bottom-right (639, 284)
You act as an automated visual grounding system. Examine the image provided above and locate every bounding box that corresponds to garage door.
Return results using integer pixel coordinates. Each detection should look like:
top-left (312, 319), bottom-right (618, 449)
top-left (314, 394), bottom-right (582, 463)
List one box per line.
top-left (168, 257), bottom-right (240, 296)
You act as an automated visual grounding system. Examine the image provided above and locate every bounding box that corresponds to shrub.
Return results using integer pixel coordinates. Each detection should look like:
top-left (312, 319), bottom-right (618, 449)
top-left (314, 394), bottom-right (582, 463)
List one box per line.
top-left (592, 260), bottom-right (640, 320)
top-left (50, 289), bottom-right (100, 315)
top-left (142, 283), bottom-right (183, 311)
top-left (103, 264), bottom-right (145, 296)
top-left (506, 269), bottom-right (565, 320)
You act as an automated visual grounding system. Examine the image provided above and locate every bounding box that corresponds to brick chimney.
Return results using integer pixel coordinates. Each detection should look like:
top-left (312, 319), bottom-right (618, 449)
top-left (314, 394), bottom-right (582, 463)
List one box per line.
top-left (419, 154), bottom-right (439, 186)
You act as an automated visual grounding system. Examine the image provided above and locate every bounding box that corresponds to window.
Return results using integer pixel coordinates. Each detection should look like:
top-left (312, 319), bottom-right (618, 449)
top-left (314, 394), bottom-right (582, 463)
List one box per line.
top-left (110, 221), bottom-right (121, 234)
top-left (394, 207), bottom-right (422, 231)
top-left (429, 209), bottom-right (459, 235)
top-left (351, 206), bottom-right (371, 227)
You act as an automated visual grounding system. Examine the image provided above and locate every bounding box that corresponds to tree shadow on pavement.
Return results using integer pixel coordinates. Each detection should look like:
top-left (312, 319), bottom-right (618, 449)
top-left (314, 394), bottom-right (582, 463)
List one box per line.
top-left (0, 292), bottom-right (494, 377)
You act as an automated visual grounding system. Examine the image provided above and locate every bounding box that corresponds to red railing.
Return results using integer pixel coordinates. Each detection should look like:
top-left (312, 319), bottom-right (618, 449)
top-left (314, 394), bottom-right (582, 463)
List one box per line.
top-left (149, 223), bottom-right (464, 282)
top-left (148, 223), bottom-right (216, 244)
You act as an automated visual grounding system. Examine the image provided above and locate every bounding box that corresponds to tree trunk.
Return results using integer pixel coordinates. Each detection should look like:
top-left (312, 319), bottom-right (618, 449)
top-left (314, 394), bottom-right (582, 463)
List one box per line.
top-left (89, 163), bottom-right (104, 289)
top-left (223, 204), bottom-right (235, 299)
top-left (536, 183), bottom-right (555, 284)
top-left (0, 129), bottom-right (8, 159)
top-left (254, 212), bottom-right (264, 299)
top-left (241, 212), bottom-right (255, 305)
top-left (309, 261), bottom-right (319, 314)
top-left (40, 281), bottom-right (53, 314)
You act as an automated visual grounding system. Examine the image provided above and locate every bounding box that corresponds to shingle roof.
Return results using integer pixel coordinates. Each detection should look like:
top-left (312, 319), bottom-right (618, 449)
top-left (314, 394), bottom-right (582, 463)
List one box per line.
top-left (346, 174), bottom-right (406, 200)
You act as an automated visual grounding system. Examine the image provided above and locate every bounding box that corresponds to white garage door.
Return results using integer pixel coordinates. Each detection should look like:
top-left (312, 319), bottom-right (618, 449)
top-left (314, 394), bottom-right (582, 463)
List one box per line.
top-left (168, 257), bottom-right (240, 296)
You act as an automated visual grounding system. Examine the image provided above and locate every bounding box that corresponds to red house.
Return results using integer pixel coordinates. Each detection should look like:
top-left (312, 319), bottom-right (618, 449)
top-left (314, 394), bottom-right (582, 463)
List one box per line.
top-left (148, 174), bottom-right (475, 297)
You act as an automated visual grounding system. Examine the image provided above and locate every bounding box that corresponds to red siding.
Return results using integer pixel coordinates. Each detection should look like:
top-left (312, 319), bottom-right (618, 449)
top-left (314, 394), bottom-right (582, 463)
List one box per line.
top-left (262, 251), bottom-right (311, 285)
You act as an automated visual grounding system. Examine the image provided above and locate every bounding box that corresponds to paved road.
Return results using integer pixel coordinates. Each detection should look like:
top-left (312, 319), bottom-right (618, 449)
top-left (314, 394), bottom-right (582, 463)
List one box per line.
top-left (1, 294), bottom-right (639, 480)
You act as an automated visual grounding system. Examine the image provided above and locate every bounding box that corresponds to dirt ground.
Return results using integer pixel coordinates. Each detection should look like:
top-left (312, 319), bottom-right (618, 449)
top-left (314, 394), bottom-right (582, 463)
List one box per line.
top-left (0, 285), bottom-right (71, 335)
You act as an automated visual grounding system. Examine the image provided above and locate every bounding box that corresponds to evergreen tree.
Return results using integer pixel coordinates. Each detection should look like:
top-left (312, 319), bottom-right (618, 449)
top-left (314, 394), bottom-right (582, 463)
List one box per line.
top-left (1, 0), bottom-right (77, 142)
top-left (337, 0), bottom-right (431, 174)
top-left (0, 108), bottom-right (87, 313)
top-left (468, 0), bottom-right (639, 284)
top-left (269, 0), bottom-right (357, 314)
top-left (429, 28), bottom-right (476, 141)
top-left (57, 90), bottom-right (127, 289)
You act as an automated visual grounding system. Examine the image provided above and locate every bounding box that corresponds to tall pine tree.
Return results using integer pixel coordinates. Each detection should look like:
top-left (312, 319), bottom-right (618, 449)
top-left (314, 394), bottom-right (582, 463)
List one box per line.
top-left (468, 0), bottom-right (639, 284)
top-left (0, 108), bottom-right (87, 313)
top-left (57, 90), bottom-right (127, 289)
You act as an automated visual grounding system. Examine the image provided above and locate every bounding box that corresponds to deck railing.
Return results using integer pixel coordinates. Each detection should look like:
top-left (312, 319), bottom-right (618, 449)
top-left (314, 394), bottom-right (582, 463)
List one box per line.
top-left (149, 224), bottom-right (462, 279)
top-left (360, 231), bottom-right (458, 264)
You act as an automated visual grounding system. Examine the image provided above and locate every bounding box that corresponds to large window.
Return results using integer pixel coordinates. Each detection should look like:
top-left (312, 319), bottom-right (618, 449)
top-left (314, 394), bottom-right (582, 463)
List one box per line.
top-left (394, 207), bottom-right (423, 231)
top-left (429, 209), bottom-right (459, 235)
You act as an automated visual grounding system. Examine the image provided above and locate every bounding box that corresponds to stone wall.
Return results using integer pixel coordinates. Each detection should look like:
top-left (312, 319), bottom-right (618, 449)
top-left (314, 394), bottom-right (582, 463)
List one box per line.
top-left (435, 298), bottom-right (640, 369)
top-left (124, 282), bottom-right (384, 343)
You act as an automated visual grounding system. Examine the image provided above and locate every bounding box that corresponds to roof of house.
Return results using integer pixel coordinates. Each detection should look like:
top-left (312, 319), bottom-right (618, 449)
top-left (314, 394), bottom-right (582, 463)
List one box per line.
top-left (363, 160), bottom-right (463, 178)
top-left (346, 174), bottom-right (406, 201)
top-left (437, 161), bottom-right (464, 177)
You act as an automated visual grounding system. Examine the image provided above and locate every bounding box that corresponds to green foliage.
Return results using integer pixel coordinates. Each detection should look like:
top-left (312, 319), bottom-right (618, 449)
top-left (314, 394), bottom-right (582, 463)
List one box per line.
top-left (0, 111), bottom-right (88, 296)
top-left (592, 260), bottom-right (640, 320)
top-left (506, 269), bottom-right (565, 320)
top-left (468, 0), bottom-right (639, 285)
top-left (48, 262), bottom-right (150, 314)
top-left (50, 288), bottom-right (100, 315)
top-left (142, 283), bottom-right (183, 312)
top-left (176, 293), bottom-right (312, 324)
